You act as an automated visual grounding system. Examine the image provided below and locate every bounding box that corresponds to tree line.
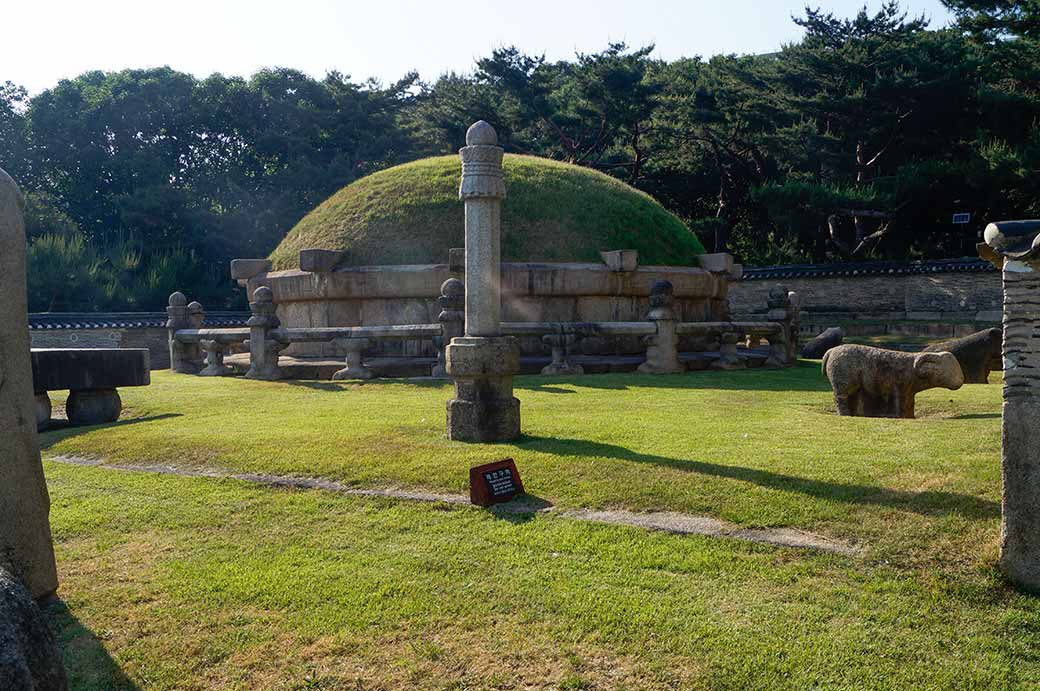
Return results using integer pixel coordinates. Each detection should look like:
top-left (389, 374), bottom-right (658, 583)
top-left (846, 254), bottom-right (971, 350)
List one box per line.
top-left (2, 0), bottom-right (1037, 311)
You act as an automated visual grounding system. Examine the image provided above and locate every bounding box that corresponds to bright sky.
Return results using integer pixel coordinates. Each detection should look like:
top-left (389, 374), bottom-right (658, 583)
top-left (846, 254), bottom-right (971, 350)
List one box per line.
top-left (5, 0), bottom-right (954, 94)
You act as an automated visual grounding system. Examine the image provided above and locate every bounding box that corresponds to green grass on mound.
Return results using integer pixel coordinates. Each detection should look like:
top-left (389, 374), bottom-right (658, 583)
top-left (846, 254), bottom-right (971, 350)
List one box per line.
top-left (38, 366), bottom-right (1040, 690)
top-left (269, 155), bottom-right (704, 270)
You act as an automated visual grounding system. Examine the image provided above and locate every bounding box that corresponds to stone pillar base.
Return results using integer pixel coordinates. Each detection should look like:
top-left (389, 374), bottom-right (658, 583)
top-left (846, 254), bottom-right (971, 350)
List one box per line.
top-left (66, 389), bottom-right (121, 426)
top-left (446, 336), bottom-right (521, 442)
top-left (1000, 399), bottom-right (1040, 593)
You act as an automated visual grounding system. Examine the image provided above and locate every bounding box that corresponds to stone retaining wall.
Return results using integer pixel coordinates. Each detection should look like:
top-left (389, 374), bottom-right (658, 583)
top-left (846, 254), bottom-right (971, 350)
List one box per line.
top-left (246, 256), bottom-right (736, 358)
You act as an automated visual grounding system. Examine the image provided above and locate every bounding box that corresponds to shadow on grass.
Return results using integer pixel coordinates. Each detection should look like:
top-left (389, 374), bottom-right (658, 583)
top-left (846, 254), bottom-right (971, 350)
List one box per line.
top-left (951, 413), bottom-right (1001, 420)
top-left (38, 414), bottom-right (181, 450)
top-left (516, 360), bottom-right (832, 394)
top-left (281, 379), bottom-right (350, 392)
top-left (41, 597), bottom-right (140, 690)
top-left (281, 377), bottom-right (449, 391)
top-left (518, 435), bottom-right (999, 520)
top-left (487, 493), bottom-right (554, 523)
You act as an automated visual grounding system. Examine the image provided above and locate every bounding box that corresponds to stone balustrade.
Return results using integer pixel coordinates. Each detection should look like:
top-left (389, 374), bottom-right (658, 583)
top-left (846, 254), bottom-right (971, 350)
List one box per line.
top-left (167, 279), bottom-right (800, 381)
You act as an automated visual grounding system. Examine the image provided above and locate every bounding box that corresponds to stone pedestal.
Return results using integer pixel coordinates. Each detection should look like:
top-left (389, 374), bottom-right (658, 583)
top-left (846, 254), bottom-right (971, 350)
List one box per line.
top-left (34, 394), bottom-right (51, 432)
top-left (446, 337), bottom-right (521, 442)
top-left (199, 340), bottom-right (233, 377)
top-left (712, 331), bottom-right (746, 370)
top-left (541, 333), bottom-right (584, 376)
top-left (66, 389), bottom-right (121, 426)
top-left (332, 338), bottom-right (374, 381)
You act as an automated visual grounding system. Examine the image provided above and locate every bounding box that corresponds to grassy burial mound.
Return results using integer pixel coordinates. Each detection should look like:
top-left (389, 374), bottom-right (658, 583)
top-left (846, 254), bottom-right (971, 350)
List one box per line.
top-left (269, 154), bottom-right (704, 270)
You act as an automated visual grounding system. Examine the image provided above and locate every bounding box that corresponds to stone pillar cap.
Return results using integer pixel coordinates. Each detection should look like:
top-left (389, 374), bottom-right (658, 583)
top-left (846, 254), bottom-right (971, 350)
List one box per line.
top-left (984, 220), bottom-right (1040, 260)
top-left (466, 120), bottom-right (498, 146)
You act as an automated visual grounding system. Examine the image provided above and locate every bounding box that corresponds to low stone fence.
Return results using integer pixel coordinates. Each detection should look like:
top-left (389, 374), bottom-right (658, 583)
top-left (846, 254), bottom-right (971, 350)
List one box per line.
top-left (167, 280), bottom-right (801, 381)
top-left (230, 250), bottom-right (740, 360)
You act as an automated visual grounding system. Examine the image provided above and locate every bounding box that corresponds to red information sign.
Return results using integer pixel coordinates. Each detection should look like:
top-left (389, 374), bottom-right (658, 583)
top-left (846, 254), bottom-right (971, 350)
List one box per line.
top-left (469, 458), bottom-right (524, 507)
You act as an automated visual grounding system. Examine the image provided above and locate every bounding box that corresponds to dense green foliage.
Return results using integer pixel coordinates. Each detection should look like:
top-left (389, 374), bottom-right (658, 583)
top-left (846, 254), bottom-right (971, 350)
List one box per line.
top-left (40, 366), bottom-right (1040, 688)
top-left (270, 154), bottom-right (704, 269)
top-left (3, 1), bottom-right (1038, 309)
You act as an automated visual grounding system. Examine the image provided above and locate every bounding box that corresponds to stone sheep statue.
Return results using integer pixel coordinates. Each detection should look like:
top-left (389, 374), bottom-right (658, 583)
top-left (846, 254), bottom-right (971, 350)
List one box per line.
top-left (922, 328), bottom-right (1002, 384)
top-left (801, 326), bottom-right (843, 359)
top-left (822, 344), bottom-right (964, 418)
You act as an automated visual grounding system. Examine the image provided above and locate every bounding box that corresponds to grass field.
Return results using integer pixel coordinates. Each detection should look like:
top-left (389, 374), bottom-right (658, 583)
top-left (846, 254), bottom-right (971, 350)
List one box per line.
top-left (38, 364), bottom-right (1040, 690)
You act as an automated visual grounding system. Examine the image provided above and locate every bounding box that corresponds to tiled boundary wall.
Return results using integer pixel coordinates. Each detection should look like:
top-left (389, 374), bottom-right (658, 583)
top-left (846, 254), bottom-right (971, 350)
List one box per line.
top-left (28, 313), bottom-right (248, 370)
top-left (729, 258), bottom-right (1001, 338)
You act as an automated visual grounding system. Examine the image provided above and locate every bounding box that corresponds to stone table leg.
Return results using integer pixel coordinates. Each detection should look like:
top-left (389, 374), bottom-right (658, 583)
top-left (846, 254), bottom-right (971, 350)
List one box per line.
top-left (332, 338), bottom-right (375, 381)
top-left (199, 340), bottom-right (233, 376)
top-left (711, 331), bottom-right (747, 370)
top-left (66, 389), bottom-right (122, 426)
top-left (541, 333), bottom-right (584, 376)
top-left (35, 393), bottom-right (51, 432)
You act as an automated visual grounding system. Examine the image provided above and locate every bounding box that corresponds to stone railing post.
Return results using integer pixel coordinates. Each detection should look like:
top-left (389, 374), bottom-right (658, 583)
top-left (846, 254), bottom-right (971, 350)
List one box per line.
top-left (245, 286), bottom-right (285, 381)
top-left (764, 285), bottom-right (800, 367)
top-left (166, 292), bottom-right (198, 374)
top-left (188, 300), bottom-right (206, 369)
top-left (982, 219), bottom-right (1040, 592)
top-left (432, 278), bottom-right (464, 378)
top-left (332, 338), bottom-right (374, 381)
top-left (541, 332), bottom-right (584, 376)
top-left (638, 280), bottom-right (683, 374)
top-left (445, 121), bottom-right (521, 441)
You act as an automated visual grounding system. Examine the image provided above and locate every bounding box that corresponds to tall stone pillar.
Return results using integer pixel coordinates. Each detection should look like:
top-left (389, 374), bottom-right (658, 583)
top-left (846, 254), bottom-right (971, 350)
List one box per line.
top-left (445, 121), bottom-right (521, 442)
top-left (0, 167), bottom-right (59, 599)
top-left (983, 219), bottom-right (1040, 592)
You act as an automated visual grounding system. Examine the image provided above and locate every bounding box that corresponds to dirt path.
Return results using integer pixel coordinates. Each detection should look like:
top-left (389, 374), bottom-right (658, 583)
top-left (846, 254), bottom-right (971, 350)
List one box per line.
top-left (48, 455), bottom-right (860, 556)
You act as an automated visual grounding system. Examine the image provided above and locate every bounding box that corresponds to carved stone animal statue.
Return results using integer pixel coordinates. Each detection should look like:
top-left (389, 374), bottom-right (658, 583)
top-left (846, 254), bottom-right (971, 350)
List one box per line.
top-left (922, 328), bottom-right (1002, 384)
top-left (801, 326), bottom-right (843, 359)
top-left (822, 344), bottom-right (964, 418)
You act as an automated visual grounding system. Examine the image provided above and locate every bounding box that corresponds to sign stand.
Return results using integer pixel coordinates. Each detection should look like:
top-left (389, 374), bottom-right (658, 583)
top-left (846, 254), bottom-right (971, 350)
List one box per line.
top-left (469, 459), bottom-right (524, 507)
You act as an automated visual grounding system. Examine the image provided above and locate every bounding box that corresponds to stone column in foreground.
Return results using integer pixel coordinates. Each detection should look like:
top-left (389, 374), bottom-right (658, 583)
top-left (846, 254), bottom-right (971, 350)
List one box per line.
top-left (445, 121), bottom-right (521, 442)
top-left (0, 167), bottom-right (59, 599)
top-left (982, 219), bottom-right (1040, 592)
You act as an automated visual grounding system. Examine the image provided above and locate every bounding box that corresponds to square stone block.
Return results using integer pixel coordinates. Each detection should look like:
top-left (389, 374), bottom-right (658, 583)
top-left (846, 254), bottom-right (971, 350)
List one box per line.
top-left (447, 396), bottom-right (521, 442)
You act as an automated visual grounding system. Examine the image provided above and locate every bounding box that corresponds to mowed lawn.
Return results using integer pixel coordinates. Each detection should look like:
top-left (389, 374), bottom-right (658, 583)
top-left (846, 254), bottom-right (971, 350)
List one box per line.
top-left (39, 364), bottom-right (1040, 690)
